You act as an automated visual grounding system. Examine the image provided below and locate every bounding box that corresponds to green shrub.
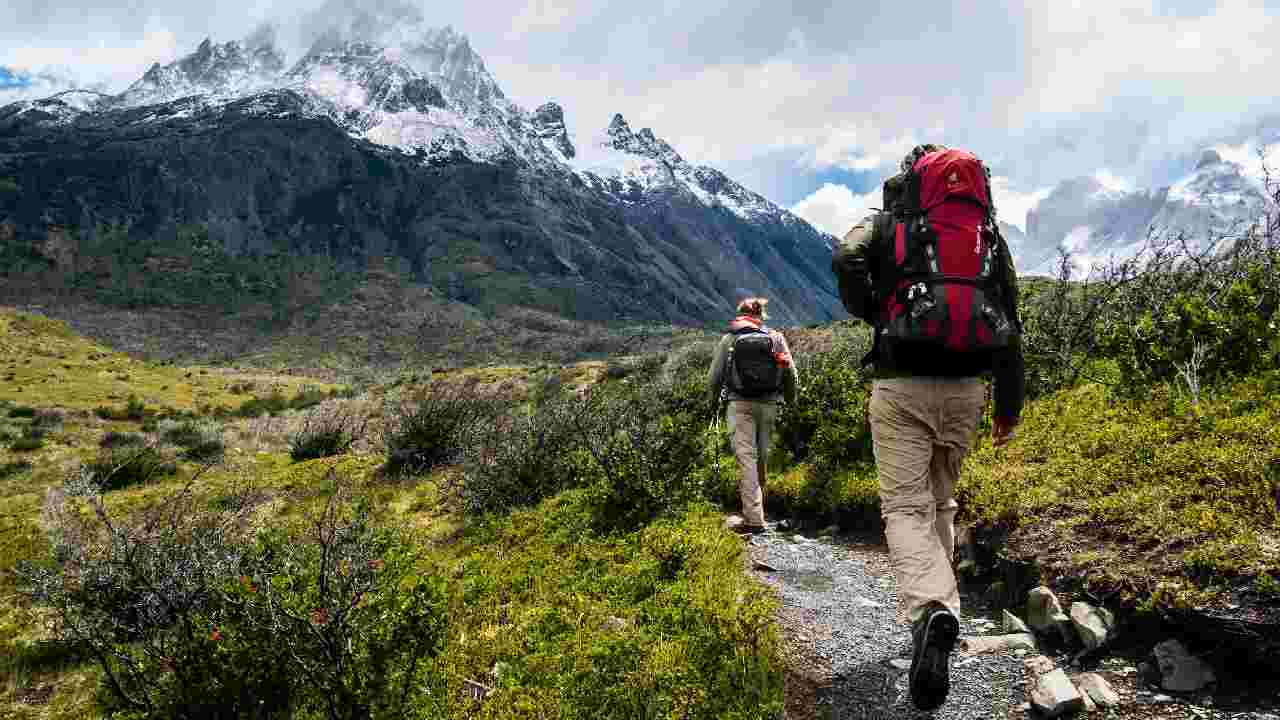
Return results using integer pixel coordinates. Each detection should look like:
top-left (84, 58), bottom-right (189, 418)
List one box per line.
top-left (290, 409), bottom-right (366, 461)
top-left (0, 460), bottom-right (33, 480)
top-left (232, 391), bottom-right (289, 418)
top-left (461, 396), bottom-right (587, 514)
top-left (10, 424), bottom-right (46, 452)
top-left (385, 387), bottom-right (496, 477)
top-left (125, 394), bottom-right (148, 421)
top-left (100, 431), bottom-right (146, 449)
top-left (8, 405), bottom-right (36, 418)
top-left (775, 337), bottom-right (873, 474)
top-left (575, 378), bottom-right (716, 531)
top-left (159, 419), bottom-right (226, 462)
top-left (19, 482), bottom-right (447, 720)
top-left (83, 446), bottom-right (178, 491)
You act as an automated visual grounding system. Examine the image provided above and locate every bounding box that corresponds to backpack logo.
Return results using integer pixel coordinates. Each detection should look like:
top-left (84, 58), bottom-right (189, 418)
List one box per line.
top-left (947, 171), bottom-right (960, 186)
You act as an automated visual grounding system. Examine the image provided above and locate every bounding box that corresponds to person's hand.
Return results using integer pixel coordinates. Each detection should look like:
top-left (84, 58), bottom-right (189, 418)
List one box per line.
top-left (993, 416), bottom-right (1018, 447)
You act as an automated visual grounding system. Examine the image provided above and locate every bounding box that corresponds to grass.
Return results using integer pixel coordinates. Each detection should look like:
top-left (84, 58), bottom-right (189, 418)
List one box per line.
top-left (958, 371), bottom-right (1280, 609)
top-left (0, 309), bottom-right (344, 413)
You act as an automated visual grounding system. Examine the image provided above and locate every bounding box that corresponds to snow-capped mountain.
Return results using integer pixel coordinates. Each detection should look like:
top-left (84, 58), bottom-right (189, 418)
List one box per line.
top-left (1017, 130), bottom-right (1277, 275)
top-left (0, 17), bottom-right (842, 325)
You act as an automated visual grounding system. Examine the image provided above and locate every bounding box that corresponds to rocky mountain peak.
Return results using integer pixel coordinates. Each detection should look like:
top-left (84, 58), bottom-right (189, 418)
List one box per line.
top-left (1196, 149), bottom-right (1224, 170)
top-left (603, 114), bottom-right (684, 167)
top-left (116, 34), bottom-right (285, 108)
top-left (532, 102), bottom-right (575, 159)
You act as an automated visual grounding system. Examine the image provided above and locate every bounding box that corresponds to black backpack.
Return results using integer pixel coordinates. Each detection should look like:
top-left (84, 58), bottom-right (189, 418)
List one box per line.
top-left (727, 327), bottom-right (783, 397)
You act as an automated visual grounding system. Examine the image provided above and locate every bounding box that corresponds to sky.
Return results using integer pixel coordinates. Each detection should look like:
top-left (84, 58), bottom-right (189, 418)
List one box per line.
top-left (3, 0), bottom-right (1279, 237)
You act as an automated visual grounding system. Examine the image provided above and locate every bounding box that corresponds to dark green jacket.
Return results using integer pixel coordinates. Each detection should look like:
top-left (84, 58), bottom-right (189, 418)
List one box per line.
top-left (832, 212), bottom-right (1026, 421)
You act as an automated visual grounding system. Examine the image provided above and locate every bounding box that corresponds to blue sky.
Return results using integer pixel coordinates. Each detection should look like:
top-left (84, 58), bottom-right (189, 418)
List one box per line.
top-left (3, 0), bottom-right (1279, 235)
top-left (0, 67), bottom-right (32, 89)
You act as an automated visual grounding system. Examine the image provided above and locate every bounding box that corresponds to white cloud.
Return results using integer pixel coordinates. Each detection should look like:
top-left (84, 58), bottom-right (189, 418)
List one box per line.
top-left (990, 176), bottom-right (1052, 232)
top-left (789, 182), bottom-right (879, 237)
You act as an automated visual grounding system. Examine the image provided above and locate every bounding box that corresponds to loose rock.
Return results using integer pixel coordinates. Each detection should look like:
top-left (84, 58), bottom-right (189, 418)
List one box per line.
top-left (1025, 655), bottom-right (1056, 675)
top-left (1031, 668), bottom-right (1086, 718)
top-left (1070, 602), bottom-right (1114, 650)
top-left (1075, 673), bottom-right (1121, 707)
top-left (1003, 608), bottom-right (1031, 634)
top-left (1154, 639), bottom-right (1217, 692)
top-left (960, 633), bottom-right (1038, 655)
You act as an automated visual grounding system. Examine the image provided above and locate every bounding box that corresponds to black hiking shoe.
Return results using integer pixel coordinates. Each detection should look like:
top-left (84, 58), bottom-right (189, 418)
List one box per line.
top-left (731, 524), bottom-right (767, 535)
top-left (908, 601), bottom-right (960, 711)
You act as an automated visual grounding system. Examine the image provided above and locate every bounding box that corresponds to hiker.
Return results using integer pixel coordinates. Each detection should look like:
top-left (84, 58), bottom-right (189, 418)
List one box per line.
top-left (707, 297), bottom-right (799, 534)
top-left (832, 145), bottom-right (1025, 711)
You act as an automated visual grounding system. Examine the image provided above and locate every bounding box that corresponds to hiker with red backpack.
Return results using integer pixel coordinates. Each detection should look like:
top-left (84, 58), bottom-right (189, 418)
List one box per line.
top-left (832, 145), bottom-right (1025, 711)
top-left (707, 297), bottom-right (799, 535)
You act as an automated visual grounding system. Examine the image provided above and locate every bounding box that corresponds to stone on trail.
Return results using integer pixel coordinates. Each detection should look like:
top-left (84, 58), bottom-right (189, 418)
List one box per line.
top-left (1030, 668), bottom-right (1086, 718)
top-left (1070, 601), bottom-right (1114, 650)
top-left (889, 658), bottom-right (912, 671)
top-left (1003, 608), bottom-right (1031, 634)
top-left (959, 633), bottom-right (1038, 655)
top-left (1026, 586), bottom-right (1076, 644)
top-left (1075, 672), bottom-right (1121, 707)
top-left (1153, 639), bottom-right (1217, 692)
top-left (1024, 655), bottom-right (1056, 675)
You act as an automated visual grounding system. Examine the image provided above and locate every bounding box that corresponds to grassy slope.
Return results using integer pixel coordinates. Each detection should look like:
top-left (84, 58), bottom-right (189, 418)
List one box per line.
top-left (757, 367), bottom-right (1280, 612)
top-left (961, 373), bottom-right (1280, 611)
top-left (0, 311), bottom-right (781, 718)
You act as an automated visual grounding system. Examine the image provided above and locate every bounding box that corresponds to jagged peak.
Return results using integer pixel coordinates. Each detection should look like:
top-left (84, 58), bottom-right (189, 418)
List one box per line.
top-left (1195, 149), bottom-right (1224, 170)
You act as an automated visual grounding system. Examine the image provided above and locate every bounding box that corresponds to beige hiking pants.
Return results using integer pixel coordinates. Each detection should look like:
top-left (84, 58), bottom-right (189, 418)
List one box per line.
top-left (869, 377), bottom-right (987, 623)
top-left (727, 400), bottom-right (777, 527)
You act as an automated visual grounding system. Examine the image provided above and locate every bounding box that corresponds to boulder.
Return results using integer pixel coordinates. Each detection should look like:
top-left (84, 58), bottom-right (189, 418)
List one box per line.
top-left (1024, 654), bottom-right (1056, 675)
top-left (1027, 586), bottom-right (1075, 643)
top-left (1075, 672), bottom-right (1121, 707)
top-left (1003, 608), bottom-right (1031, 634)
top-left (1153, 639), bottom-right (1217, 692)
top-left (959, 633), bottom-right (1038, 655)
top-left (1070, 602), bottom-right (1114, 650)
top-left (1030, 669), bottom-right (1086, 718)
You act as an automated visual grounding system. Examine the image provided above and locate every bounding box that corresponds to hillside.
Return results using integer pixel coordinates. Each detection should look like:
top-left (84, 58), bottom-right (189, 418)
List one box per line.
top-left (0, 15), bottom-right (842, 328)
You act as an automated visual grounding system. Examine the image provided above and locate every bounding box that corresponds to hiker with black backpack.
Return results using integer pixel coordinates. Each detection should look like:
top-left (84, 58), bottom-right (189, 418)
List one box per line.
top-left (707, 297), bottom-right (799, 535)
top-left (832, 145), bottom-right (1025, 711)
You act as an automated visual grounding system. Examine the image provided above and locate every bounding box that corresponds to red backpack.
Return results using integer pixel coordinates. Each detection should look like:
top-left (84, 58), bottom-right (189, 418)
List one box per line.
top-left (873, 148), bottom-right (1018, 361)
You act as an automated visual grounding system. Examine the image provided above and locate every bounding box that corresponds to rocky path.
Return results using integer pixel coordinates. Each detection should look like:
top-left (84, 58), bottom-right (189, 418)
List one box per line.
top-left (741, 521), bottom-right (1280, 720)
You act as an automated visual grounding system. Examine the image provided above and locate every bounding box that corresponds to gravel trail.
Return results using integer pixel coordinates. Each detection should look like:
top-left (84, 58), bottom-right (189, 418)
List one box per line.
top-left (744, 522), bottom-right (1028, 720)
top-left (745, 522), bottom-right (1280, 720)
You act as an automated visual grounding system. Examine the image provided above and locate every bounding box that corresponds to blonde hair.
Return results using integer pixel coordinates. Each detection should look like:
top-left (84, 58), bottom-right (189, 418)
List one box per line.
top-left (736, 297), bottom-right (769, 320)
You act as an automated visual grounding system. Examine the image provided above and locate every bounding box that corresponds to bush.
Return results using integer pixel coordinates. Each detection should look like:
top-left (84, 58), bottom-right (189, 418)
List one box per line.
top-left (83, 445), bottom-right (178, 491)
top-left (159, 419), bottom-right (226, 461)
top-left (775, 336), bottom-right (873, 474)
top-left (461, 395), bottom-right (587, 514)
top-left (100, 431), bottom-right (146, 449)
top-left (125, 394), bottom-right (148, 421)
top-left (19, 479), bottom-right (447, 720)
top-left (232, 391), bottom-right (289, 418)
top-left (0, 460), bottom-right (33, 480)
top-left (10, 424), bottom-right (46, 452)
top-left (384, 387), bottom-right (496, 477)
top-left (7, 405), bottom-right (36, 418)
top-left (573, 377), bottom-right (716, 532)
top-left (291, 408), bottom-right (367, 461)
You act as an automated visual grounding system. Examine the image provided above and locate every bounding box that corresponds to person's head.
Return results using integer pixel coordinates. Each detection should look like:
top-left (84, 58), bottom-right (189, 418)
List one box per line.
top-left (736, 297), bottom-right (769, 320)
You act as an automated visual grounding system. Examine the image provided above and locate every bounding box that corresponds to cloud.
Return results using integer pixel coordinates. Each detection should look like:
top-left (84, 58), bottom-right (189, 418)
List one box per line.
top-left (1, 0), bottom-right (1279, 210)
top-left (790, 183), bottom-right (880, 238)
top-left (990, 176), bottom-right (1052, 232)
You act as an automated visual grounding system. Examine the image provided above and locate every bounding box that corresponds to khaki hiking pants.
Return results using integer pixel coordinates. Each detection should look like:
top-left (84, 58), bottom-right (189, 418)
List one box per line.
top-left (869, 377), bottom-right (986, 623)
top-left (727, 400), bottom-right (777, 527)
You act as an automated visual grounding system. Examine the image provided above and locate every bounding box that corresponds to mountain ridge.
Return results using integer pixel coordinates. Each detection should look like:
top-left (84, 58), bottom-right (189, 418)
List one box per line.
top-left (0, 19), bottom-right (843, 327)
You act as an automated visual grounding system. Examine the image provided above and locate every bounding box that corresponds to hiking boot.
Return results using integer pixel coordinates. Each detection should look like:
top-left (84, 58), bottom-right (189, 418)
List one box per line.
top-left (908, 601), bottom-right (960, 711)
top-left (731, 524), bottom-right (767, 536)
